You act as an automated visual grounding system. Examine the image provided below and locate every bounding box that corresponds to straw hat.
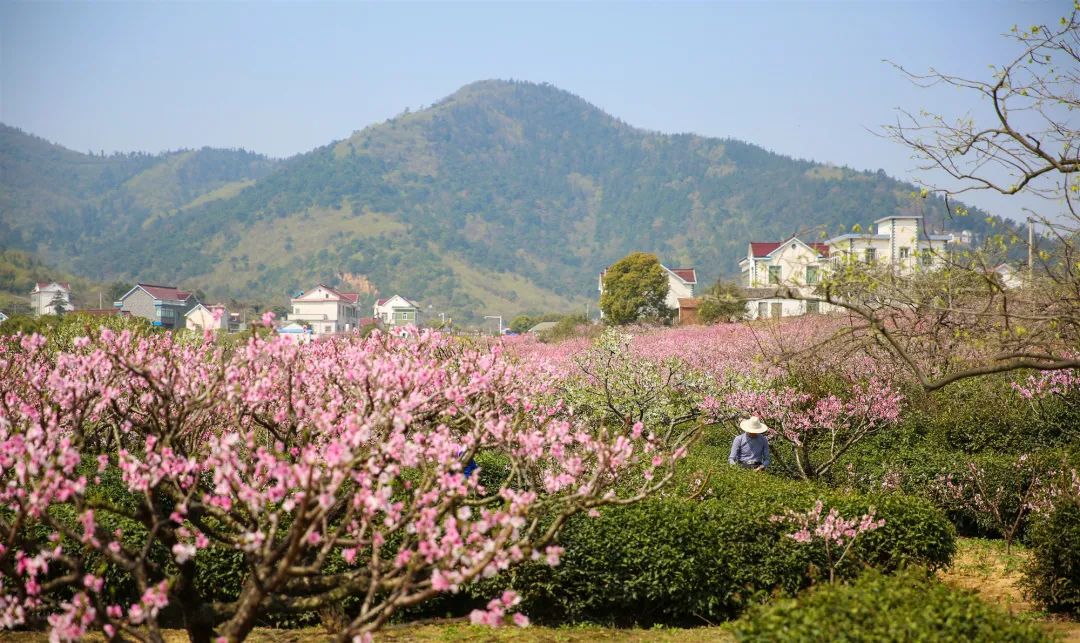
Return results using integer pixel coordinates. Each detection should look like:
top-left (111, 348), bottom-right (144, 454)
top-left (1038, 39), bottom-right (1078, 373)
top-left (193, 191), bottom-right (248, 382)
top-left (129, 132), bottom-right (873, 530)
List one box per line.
top-left (739, 416), bottom-right (770, 434)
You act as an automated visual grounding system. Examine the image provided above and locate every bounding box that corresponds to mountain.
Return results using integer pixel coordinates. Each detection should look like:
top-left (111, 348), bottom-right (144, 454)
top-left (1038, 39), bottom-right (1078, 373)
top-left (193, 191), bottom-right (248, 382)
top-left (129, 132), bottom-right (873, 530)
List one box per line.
top-left (0, 81), bottom-right (1010, 322)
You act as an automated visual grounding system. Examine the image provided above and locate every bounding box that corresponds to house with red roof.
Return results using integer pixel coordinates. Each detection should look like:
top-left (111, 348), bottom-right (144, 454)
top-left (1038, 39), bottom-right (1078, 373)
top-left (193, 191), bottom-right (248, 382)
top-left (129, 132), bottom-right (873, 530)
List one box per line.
top-left (115, 283), bottom-right (198, 328)
top-left (30, 281), bottom-right (74, 316)
top-left (597, 264), bottom-right (697, 318)
top-left (287, 285), bottom-right (361, 336)
top-left (738, 216), bottom-right (953, 320)
top-left (738, 237), bottom-right (830, 320)
top-left (373, 295), bottom-right (421, 328)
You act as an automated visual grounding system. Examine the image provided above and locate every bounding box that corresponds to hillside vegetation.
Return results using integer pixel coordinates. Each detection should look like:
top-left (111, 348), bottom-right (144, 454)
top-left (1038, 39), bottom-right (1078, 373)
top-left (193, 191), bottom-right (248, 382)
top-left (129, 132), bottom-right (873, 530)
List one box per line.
top-left (0, 81), bottom-right (1012, 321)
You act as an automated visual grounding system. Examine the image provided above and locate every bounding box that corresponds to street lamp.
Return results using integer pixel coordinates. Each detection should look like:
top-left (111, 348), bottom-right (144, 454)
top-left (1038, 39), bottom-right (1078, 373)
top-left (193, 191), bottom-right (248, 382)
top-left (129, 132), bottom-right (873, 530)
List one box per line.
top-left (483, 315), bottom-right (503, 335)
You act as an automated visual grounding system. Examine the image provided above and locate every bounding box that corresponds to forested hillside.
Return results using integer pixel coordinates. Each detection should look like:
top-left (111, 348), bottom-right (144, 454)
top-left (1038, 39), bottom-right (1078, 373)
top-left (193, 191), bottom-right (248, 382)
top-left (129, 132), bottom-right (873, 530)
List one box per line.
top-left (0, 81), bottom-right (1011, 321)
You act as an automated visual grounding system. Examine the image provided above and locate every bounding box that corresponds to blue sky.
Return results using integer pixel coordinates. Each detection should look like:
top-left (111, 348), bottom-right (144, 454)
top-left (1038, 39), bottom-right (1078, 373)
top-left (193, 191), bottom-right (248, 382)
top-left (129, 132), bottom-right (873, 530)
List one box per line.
top-left (1, 2), bottom-right (1070, 221)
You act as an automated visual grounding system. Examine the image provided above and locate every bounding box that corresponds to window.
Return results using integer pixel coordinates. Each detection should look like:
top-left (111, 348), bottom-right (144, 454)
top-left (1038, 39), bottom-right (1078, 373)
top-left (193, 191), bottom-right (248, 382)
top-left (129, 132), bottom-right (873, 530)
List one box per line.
top-left (921, 251), bottom-right (934, 266)
top-left (806, 300), bottom-right (820, 315)
top-left (899, 247), bottom-right (910, 260)
top-left (864, 248), bottom-right (877, 264)
top-left (768, 265), bottom-right (782, 285)
top-left (770, 302), bottom-right (783, 319)
top-left (805, 266), bottom-right (819, 285)
top-left (757, 302), bottom-right (768, 319)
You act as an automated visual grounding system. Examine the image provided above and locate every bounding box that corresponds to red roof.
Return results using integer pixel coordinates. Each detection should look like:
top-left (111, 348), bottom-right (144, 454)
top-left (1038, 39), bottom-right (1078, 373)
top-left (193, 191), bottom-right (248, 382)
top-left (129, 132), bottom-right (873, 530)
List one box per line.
top-left (35, 282), bottom-right (71, 291)
top-left (138, 284), bottom-right (192, 301)
top-left (750, 242), bottom-right (783, 257)
top-left (375, 298), bottom-right (388, 306)
top-left (339, 292), bottom-right (360, 304)
top-left (669, 268), bottom-right (697, 284)
top-left (358, 317), bottom-right (377, 326)
top-left (750, 239), bottom-right (829, 258)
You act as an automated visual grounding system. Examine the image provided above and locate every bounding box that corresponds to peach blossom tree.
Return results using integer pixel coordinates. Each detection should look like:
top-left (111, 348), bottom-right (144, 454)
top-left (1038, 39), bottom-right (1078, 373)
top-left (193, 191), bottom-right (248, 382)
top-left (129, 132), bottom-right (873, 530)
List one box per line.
top-left (0, 325), bottom-right (693, 642)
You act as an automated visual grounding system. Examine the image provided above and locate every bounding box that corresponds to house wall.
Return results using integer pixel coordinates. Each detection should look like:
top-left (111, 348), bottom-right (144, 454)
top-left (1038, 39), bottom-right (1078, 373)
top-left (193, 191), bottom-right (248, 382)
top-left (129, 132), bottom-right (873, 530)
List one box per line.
top-left (746, 243), bottom-right (823, 288)
top-left (745, 298), bottom-right (834, 320)
top-left (186, 307), bottom-right (227, 331)
top-left (30, 288), bottom-right (73, 316)
top-left (120, 289), bottom-right (158, 322)
top-left (289, 300), bottom-right (358, 335)
top-left (664, 276), bottom-right (694, 310)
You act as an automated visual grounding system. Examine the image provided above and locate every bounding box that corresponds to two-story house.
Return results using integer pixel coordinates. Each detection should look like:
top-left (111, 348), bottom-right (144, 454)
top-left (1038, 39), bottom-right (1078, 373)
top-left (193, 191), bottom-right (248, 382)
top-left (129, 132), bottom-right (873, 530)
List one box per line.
top-left (30, 282), bottom-right (74, 316)
top-left (737, 215), bottom-right (953, 320)
top-left (825, 215), bottom-right (952, 272)
top-left (115, 283), bottom-right (197, 328)
top-left (373, 295), bottom-right (420, 328)
top-left (597, 264), bottom-right (697, 318)
top-left (288, 285), bottom-right (360, 336)
top-left (739, 238), bottom-right (831, 320)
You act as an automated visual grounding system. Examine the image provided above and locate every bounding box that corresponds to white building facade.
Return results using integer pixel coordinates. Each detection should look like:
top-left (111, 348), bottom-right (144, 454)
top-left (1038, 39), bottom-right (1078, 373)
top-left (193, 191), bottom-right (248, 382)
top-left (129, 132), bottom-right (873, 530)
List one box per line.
top-left (288, 285), bottom-right (360, 337)
top-left (30, 282), bottom-right (74, 316)
top-left (373, 295), bottom-right (420, 328)
top-left (739, 215), bottom-right (953, 320)
top-left (184, 304), bottom-right (230, 332)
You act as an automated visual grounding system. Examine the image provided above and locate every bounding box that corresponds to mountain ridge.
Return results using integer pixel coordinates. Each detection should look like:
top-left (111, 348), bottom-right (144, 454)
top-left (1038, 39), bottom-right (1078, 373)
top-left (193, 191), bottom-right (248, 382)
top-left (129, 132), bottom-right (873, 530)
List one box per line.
top-left (0, 80), bottom-right (1010, 322)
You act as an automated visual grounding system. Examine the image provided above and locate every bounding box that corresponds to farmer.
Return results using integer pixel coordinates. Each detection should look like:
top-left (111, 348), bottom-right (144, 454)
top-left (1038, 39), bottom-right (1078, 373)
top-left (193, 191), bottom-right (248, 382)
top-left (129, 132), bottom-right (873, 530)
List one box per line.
top-left (728, 416), bottom-right (770, 471)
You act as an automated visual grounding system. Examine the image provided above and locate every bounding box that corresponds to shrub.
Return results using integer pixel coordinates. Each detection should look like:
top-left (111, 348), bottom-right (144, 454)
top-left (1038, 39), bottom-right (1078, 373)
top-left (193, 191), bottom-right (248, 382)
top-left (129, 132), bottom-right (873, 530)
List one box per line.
top-left (1023, 493), bottom-right (1080, 616)
top-left (732, 567), bottom-right (1050, 642)
top-left (480, 468), bottom-right (954, 626)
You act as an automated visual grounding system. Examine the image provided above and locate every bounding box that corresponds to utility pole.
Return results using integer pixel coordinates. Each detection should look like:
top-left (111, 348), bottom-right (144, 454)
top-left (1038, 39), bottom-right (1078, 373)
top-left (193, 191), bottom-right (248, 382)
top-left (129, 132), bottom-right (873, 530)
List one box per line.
top-left (1028, 216), bottom-right (1034, 274)
top-left (483, 315), bottom-right (503, 336)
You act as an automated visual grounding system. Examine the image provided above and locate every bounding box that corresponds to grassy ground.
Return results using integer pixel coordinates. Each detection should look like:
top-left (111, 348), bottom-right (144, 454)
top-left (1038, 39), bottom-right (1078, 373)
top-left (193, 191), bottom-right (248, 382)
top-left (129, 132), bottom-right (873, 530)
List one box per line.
top-left (6, 538), bottom-right (1076, 641)
top-left (941, 538), bottom-right (1080, 641)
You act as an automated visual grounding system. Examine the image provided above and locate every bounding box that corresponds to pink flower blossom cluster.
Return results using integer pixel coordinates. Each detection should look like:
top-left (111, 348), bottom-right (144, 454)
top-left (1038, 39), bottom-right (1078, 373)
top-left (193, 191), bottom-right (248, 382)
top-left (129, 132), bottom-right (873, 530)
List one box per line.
top-left (0, 327), bottom-right (686, 641)
top-left (771, 499), bottom-right (884, 583)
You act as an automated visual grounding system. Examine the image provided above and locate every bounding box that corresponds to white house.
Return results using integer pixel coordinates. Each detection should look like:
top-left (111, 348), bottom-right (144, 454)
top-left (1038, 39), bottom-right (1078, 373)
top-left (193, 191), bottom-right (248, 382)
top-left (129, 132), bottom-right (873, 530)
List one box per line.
top-left (374, 295), bottom-right (420, 327)
top-left (597, 264), bottom-right (697, 317)
top-left (288, 285), bottom-right (360, 337)
top-left (185, 303), bottom-right (230, 332)
top-left (0, 311), bottom-right (8, 324)
top-left (738, 215), bottom-right (953, 320)
top-left (739, 238), bottom-right (831, 320)
top-left (825, 215), bottom-right (953, 272)
top-left (30, 282), bottom-right (74, 316)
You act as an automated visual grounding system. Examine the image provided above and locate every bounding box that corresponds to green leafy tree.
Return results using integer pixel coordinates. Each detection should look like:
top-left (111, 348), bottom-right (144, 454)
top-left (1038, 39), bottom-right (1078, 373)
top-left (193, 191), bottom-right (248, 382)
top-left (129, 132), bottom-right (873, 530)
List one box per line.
top-left (509, 315), bottom-right (535, 334)
top-left (49, 291), bottom-right (68, 316)
top-left (600, 252), bottom-right (671, 325)
top-left (697, 280), bottom-right (747, 324)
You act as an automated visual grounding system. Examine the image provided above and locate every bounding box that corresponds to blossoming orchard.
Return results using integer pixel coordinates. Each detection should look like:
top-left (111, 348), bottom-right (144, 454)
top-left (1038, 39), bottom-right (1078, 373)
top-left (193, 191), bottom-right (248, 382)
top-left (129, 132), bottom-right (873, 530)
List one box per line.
top-left (2, 311), bottom-right (1078, 641)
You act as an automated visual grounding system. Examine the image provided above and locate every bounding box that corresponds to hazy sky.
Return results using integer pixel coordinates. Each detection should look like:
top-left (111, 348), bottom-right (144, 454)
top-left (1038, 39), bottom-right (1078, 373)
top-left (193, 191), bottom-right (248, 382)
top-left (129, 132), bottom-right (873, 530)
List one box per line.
top-left (1, 2), bottom-right (1071, 222)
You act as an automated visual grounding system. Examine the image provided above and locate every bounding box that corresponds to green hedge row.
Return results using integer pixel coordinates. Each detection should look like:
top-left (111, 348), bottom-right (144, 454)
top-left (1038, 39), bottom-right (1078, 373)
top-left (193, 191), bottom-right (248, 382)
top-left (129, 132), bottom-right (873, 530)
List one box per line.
top-left (733, 567), bottom-right (1050, 642)
top-left (1025, 494), bottom-right (1080, 617)
top-left (467, 467), bottom-right (954, 626)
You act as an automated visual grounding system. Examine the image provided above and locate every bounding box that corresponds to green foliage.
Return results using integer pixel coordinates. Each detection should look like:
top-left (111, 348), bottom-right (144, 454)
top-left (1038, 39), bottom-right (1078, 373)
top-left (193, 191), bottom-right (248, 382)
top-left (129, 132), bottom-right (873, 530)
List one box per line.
top-left (0, 311), bottom-right (155, 352)
top-left (478, 467), bottom-right (953, 626)
top-left (1023, 493), bottom-right (1080, 616)
top-left (732, 567), bottom-right (1050, 642)
top-left (697, 280), bottom-right (747, 324)
top-left (599, 252), bottom-right (671, 325)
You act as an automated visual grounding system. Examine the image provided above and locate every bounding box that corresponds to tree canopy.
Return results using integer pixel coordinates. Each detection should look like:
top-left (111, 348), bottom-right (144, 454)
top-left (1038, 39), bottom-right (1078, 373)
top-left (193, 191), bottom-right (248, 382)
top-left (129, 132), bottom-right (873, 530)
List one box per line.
top-left (600, 252), bottom-right (671, 325)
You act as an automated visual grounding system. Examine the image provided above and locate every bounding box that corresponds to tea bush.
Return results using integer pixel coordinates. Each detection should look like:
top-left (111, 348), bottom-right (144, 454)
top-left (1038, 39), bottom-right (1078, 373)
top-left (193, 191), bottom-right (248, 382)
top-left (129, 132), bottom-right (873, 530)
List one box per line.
top-left (476, 467), bottom-right (954, 626)
top-left (1024, 494), bottom-right (1080, 616)
top-left (733, 567), bottom-right (1050, 642)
